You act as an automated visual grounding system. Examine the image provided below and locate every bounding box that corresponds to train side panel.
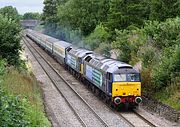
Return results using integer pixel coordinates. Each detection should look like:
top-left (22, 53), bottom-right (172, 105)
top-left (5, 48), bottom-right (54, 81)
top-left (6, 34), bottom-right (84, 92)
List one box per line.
top-left (53, 41), bottom-right (71, 64)
top-left (84, 63), bottom-right (104, 90)
top-left (45, 40), bottom-right (53, 53)
top-left (66, 53), bottom-right (78, 70)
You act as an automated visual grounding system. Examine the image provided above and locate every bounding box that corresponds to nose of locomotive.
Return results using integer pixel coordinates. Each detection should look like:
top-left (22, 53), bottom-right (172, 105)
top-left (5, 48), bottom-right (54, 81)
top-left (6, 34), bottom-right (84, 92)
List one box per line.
top-left (112, 82), bottom-right (141, 97)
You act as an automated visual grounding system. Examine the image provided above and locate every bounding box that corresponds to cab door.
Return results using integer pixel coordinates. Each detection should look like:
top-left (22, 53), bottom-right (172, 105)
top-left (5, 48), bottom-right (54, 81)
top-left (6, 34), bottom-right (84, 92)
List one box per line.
top-left (106, 72), bottom-right (112, 95)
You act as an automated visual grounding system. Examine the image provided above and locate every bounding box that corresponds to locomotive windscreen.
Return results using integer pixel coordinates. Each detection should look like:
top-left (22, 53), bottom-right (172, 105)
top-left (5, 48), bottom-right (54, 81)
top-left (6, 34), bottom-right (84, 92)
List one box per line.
top-left (114, 73), bottom-right (140, 82)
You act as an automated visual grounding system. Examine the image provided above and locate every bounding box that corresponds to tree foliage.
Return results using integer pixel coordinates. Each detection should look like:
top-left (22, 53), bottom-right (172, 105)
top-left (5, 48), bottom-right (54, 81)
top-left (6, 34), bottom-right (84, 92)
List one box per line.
top-left (42, 0), bottom-right (58, 35)
top-left (144, 18), bottom-right (180, 49)
top-left (0, 6), bottom-right (20, 23)
top-left (84, 24), bottom-right (109, 50)
top-left (111, 17), bottom-right (180, 95)
top-left (151, 45), bottom-right (180, 91)
top-left (106, 0), bottom-right (150, 31)
top-left (42, 0), bottom-right (180, 37)
top-left (112, 27), bottom-right (147, 63)
top-left (57, 0), bottom-right (109, 35)
top-left (0, 14), bottom-right (21, 66)
top-left (138, 45), bottom-right (158, 68)
top-left (149, 0), bottom-right (180, 21)
top-left (23, 12), bottom-right (41, 20)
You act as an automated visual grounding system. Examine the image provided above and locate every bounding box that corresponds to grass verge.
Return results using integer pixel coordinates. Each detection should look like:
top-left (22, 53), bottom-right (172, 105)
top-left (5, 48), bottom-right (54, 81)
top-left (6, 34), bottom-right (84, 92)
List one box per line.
top-left (1, 67), bottom-right (51, 126)
top-left (153, 79), bottom-right (180, 110)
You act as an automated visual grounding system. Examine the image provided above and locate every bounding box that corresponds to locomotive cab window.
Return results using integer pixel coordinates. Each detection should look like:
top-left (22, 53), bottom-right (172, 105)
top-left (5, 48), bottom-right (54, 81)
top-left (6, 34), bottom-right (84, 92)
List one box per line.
top-left (127, 73), bottom-right (140, 82)
top-left (114, 73), bottom-right (140, 82)
top-left (114, 74), bottom-right (126, 82)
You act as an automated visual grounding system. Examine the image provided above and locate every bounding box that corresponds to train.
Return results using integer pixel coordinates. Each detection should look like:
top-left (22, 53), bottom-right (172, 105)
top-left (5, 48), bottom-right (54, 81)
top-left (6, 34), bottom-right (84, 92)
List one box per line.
top-left (26, 29), bottom-right (142, 109)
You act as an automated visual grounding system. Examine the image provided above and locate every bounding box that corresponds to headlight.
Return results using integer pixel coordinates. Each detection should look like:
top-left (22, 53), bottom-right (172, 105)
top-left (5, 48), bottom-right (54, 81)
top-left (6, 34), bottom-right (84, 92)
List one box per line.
top-left (114, 97), bottom-right (121, 105)
top-left (135, 97), bottom-right (142, 104)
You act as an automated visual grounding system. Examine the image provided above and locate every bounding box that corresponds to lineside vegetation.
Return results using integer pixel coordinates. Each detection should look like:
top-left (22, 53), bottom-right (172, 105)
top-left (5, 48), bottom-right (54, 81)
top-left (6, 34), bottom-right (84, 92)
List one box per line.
top-left (42, 0), bottom-right (180, 110)
top-left (0, 6), bottom-right (51, 126)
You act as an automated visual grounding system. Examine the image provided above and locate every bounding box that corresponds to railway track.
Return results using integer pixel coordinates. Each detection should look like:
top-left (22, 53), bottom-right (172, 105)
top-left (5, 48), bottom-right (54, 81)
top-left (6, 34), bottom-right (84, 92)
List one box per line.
top-left (118, 111), bottom-right (156, 127)
top-left (23, 35), bottom-right (157, 127)
top-left (23, 37), bottom-right (109, 127)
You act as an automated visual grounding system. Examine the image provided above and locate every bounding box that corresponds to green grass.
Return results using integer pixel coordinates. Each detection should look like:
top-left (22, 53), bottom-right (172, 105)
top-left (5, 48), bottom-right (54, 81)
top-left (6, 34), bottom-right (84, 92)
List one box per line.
top-left (153, 79), bottom-right (180, 110)
top-left (1, 67), bottom-right (51, 126)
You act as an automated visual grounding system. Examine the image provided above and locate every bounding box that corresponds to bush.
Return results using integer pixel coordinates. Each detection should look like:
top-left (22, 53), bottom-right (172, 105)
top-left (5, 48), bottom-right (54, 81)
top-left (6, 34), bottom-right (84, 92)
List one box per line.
top-left (151, 45), bottom-right (180, 90)
top-left (172, 45), bottom-right (180, 77)
top-left (112, 27), bottom-right (146, 63)
top-left (0, 90), bottom-right (30, 126)
top-left (138, 45), bottom-right (158, 68)
top-left (141, 67), bottom-right (153, 94)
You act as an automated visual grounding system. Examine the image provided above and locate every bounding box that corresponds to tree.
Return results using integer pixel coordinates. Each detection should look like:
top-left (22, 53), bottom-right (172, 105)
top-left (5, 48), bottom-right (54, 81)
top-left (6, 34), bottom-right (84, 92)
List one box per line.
top-left (42, 0), bottom-right (58, 23)
top-left (84, 24), bottom-right (109, 50)
top-left (42, 0), bottom-right (59, 36)
top-left (112, 29), bottom-right (132, 63)
top-left (57, 0), bottom-right (110, 36)
top-left (23, 12), bottom-right (41, 20)
top-left (149, 0), bottom-right (180, 21)
top-left (0, 14), bottom-right (21, 66)
top-left (112, 27), bottom-right (147, 63)
top-left (144, 17), bottom-right (180, 49)
top-left (106, 0), bottom-right (150, 32)
top-left (0, 6), bottom-right (20, 23)
top-left (57, 0), bottom-right (96, 35)
top-left (57, 0), bottom-right (69, 5)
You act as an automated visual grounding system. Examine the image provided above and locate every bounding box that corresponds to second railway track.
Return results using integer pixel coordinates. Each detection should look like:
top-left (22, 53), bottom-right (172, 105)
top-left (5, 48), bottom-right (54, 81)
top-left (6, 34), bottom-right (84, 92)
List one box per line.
top-left (23, 35), bottom-right (157, 127)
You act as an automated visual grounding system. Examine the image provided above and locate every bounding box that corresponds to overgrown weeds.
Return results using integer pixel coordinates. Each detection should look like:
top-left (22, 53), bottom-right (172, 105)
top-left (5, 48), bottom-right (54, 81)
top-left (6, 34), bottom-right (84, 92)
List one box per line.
top-left (0, 61), bottom-right (51, 126)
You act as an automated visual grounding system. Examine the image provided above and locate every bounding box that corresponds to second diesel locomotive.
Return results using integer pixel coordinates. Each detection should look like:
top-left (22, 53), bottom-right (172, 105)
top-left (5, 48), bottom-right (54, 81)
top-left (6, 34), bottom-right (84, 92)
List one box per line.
top-left (26, 29), bottom-right (142, 108)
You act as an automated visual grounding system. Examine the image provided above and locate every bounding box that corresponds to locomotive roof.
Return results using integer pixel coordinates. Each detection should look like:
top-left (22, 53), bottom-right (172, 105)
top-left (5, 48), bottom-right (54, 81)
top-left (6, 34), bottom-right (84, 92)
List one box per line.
top-left (68, 46), bottom-right (93, 58)
top-left (106, 61), bottom-right (134, 73)
top-left (87, 54), bottom-right (135, 73)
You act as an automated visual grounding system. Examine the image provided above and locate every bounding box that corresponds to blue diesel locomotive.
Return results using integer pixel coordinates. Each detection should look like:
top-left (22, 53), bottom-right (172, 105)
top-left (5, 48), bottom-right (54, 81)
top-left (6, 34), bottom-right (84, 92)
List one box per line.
top-left (26, 29), bottom-right (142, 108)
